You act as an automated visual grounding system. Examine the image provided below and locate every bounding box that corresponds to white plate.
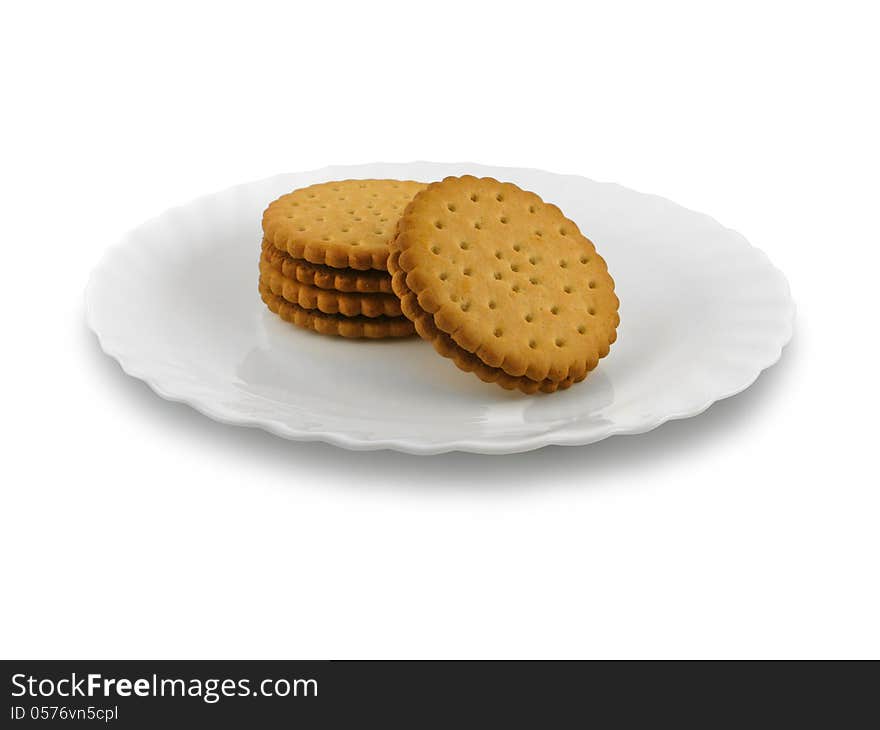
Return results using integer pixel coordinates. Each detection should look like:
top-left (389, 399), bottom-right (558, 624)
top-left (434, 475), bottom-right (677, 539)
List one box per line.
top-left (86, 162), bottom-right (794, 454)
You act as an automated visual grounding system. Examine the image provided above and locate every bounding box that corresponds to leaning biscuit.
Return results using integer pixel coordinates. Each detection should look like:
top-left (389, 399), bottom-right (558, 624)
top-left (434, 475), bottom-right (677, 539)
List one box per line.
top-left (261, 239), bottom-right (393, 293)
top-left (259, 280), bottom-right (414, 339)
top-left (262, 179), bottom-right (427, 271)
top-left (390, 175), bottom-right (619, 390)
top-left (390, 251), bottom-right (574, 394)
top-left (259, 255), bottom-right (402, 318)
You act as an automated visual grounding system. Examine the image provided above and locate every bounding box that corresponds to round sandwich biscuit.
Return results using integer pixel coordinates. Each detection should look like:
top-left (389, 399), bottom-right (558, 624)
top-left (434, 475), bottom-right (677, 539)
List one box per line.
top-left (261, 239), bottom-right (393, 294)
top-left (390, 250), bottom-right (574, 393)
top-left (259, 255), bottom-right (402, 318)
top-left (389, 175), bottom-right (619, 391)
top-left (263, 179), bottom-right (427, 271)
top-left (259, 280), bottom-right (414, 339)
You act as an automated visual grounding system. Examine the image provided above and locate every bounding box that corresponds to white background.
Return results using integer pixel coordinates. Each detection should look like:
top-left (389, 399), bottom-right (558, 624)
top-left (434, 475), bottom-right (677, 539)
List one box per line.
top-left (1, 1), bottom-right (878, 659)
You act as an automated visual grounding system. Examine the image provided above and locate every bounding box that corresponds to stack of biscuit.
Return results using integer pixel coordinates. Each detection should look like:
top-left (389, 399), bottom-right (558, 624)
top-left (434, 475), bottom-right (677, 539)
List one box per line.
top-left (260, 175), bottom-right (619, 394)
top-left (260, 179), bottom-right (426, 338)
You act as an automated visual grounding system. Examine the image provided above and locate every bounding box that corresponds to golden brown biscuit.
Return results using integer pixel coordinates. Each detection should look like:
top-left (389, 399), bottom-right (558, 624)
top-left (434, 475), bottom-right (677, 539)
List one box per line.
top-left (390, 251), bottom-right (574, 393)
top-left (261, 239), bottom-right (393, 294)
top-left (259, 280), bottom-right (414, 339)
top-left (262, 179), bottom-right (427, 271)
top-left (259, 255), bottom-right (402, 318)
top-left (390, 175), bottom-right (619, 390)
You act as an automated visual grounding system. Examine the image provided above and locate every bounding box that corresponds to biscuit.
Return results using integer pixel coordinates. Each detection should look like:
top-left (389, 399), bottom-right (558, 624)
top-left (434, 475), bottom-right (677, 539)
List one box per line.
top-left (390, 251), bottom-right (574, 393)
top-left (263, 179), bottom-right (427, 271)
top-left (261, 239), bottom-right (393, 293)
top-left (259, 280), bottom-right (414, 339)
top-left (389, 176), bottom-right (619, 391)
top-left (259, 255), bottom-right (402, 318)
